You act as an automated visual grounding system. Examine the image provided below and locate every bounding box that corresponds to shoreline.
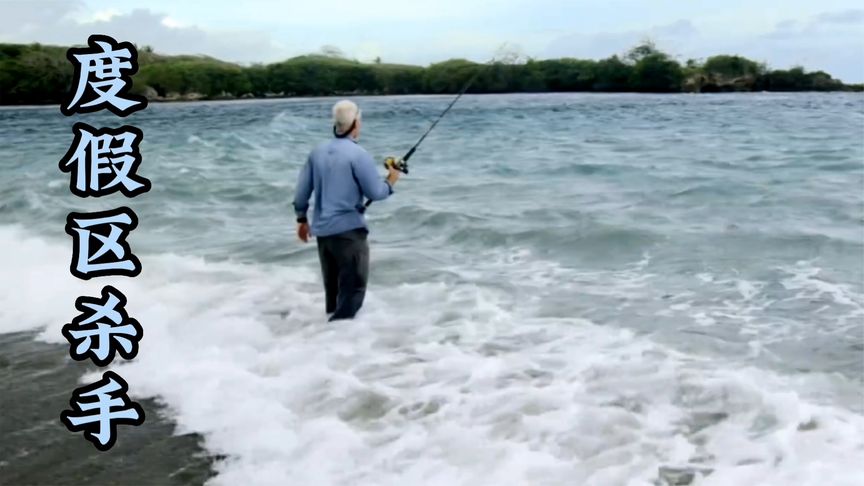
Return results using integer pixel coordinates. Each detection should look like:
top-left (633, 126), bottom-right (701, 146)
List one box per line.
top-left (4, 42), bottom-right (861, 108)
top-left (0, 331), bottom-right (216, 486)
top-left (1, 89), bottom-right (861, 110)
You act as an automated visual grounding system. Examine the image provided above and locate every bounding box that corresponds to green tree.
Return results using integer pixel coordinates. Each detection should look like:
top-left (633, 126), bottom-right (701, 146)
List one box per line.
top-left (423, 59), bottom-right (479, 93)
top-left (703, 55), bottom-right (763, 78)
top-left (629, 52), bottom-right (684, 92)
top-left (533, 59), bottom-right (596, 91)
top-left (320, 45), bottom-right (345, 58)
top-left (626, 40), bottom-right (660, 64)
top-left (0, 41), bottom-right (857, 104)
top-left (246, 64), bottom-right (270, 95)
top-left (373, 65), bottom-right (424, 94)
top-left (594, 55), bottom-right (633, 92)
top-left (760, 66), bottom-right (842, 91)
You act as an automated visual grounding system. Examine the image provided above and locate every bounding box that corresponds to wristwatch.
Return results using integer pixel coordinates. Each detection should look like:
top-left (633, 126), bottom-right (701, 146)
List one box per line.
top-left (297, 216), bottom-right (308, 224)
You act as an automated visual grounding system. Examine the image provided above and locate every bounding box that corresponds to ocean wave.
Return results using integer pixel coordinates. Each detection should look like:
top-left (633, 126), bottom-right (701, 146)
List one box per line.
top-left (817, 161), bottom-right (864, 172)
top-left (3, 93), bottom-right (864, 485)
top-left (2, 226), bottom-right (862, 485)
top-left (669, 182), bottom-right (763, 199)
top-left (382, 205), bottom-right (488, 229)
top-left (556, 162), bottom-right (630, 176)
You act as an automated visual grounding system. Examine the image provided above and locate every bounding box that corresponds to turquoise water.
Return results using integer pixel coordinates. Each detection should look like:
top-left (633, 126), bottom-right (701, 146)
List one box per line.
top-left (1, 93), bottom-right (863, 485)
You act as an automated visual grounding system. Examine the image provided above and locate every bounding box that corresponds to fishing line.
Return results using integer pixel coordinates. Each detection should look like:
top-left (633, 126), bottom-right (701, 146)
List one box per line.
top-left (360, 52), bottom-right (507, 213)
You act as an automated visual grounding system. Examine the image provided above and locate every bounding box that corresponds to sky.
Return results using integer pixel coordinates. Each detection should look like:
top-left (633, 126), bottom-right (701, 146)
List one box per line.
top-left (1, 0), bottom-right (862, 82)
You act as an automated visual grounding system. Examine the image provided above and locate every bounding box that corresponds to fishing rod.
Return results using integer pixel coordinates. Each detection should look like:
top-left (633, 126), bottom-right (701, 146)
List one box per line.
top-left (360, 64), bottom-right (486, 213)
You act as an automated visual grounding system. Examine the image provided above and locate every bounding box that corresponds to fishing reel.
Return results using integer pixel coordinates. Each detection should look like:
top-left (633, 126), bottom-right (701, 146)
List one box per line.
top-left (384, 156), bottom-right (409, 174)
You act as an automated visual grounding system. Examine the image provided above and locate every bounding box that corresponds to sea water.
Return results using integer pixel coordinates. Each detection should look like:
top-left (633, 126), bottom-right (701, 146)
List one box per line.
top-left (0, 93), bottom-right (862, 485)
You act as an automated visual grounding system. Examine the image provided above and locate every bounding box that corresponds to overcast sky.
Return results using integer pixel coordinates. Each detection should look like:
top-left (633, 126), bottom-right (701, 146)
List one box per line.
top-left (1, 0), bottom-right (862, 81)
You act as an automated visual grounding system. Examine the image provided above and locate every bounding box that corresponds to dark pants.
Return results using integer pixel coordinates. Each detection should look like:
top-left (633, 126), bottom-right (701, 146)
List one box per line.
top-left (316, 228), bottom-right (370, 321)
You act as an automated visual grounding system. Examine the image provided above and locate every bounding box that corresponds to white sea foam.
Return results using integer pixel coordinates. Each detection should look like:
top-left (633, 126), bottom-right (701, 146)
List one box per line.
top-left (781, 261), bottom-right (864, 317)
top-left (187, 134), bottom-right (218, 148)
top-left (2, 226), bottom-right (863, 486)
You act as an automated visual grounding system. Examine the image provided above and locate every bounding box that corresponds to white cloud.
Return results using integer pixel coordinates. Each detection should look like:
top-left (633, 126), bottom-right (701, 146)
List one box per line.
top-left (541, 12), bottom-right (864, 82)
top-left (0, 0), bottom-right (82, 42)
top-left (765, 8), bottom-right (864, 39)
top-left (542, 20), bottom-right (700, 61)
top-left (174, 0), bottom-right (523, 26)
top-left (160, 16), bottom-right (185, 29)
top-left (0, 1), bottom-right (861, 81)
top-left (814, 8), bottom-right (864, 24)
top-left (86, 8), bottom-right (121, 23)
top-left (0, 4), bottom-right (290, 63)
top-left (742, 9), bottom-right (864, 80)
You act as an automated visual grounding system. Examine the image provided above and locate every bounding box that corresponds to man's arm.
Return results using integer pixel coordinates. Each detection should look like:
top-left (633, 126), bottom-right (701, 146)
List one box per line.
top-left (352, 150), bottom-right (395, 202)
top-left (293, 155), bottom-right (313, 220)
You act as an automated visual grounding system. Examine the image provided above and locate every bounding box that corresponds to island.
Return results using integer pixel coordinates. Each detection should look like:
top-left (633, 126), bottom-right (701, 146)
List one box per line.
top-left (1, 41), bottom-right (860, 106)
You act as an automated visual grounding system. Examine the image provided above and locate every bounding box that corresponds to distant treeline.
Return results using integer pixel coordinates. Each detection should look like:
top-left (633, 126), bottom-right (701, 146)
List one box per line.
top-left (1, 41), bottom-right (861, 105)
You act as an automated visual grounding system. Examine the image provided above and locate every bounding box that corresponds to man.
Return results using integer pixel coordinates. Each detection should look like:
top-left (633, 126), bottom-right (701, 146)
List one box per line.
top-left (293, 100), bottom-right (401, 321)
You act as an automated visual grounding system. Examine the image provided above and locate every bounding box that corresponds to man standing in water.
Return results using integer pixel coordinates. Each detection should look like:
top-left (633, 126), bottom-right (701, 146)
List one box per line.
top-left (293, 100), bottom-right (401, 321)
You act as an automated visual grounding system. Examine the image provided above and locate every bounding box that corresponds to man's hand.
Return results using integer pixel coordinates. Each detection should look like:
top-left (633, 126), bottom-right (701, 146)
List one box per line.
top-left (297, 222), bottom-right (310, 243)
top-left (386, 159), bottom-right (402, 186)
